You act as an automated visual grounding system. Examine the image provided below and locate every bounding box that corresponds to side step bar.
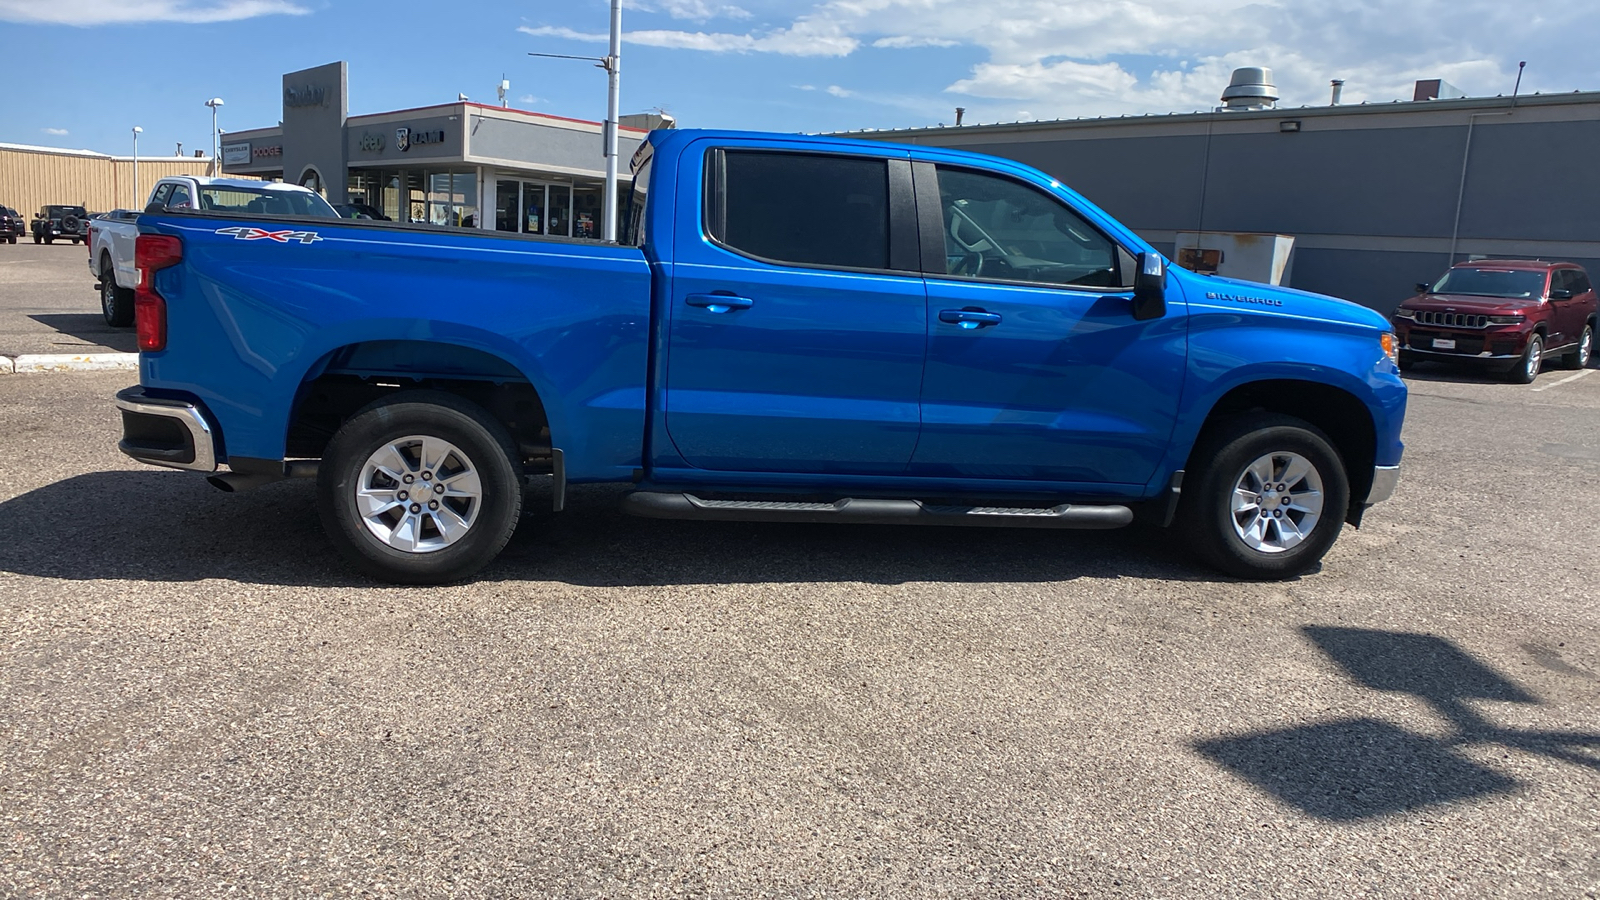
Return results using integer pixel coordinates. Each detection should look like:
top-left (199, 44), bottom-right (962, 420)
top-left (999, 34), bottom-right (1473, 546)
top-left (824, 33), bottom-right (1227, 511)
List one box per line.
top-left (622, 492), bottom-right (1133, 530)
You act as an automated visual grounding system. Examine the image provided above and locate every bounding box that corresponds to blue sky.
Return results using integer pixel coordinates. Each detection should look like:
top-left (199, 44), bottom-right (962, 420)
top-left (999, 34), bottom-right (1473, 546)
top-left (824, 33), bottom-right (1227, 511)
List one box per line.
top-left (2, 0), bottom-right (1593, 158)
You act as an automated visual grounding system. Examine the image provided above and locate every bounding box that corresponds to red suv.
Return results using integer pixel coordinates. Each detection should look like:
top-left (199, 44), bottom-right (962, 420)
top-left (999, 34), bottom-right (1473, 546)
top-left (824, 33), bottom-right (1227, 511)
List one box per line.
top-left (1392, 260), bottom-right (1597, 383)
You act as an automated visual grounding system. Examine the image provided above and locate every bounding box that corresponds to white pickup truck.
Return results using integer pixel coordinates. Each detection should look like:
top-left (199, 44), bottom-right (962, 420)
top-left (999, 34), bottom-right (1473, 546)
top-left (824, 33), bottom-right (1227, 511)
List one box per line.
top-left (89, 177), bottom-right (337, 326)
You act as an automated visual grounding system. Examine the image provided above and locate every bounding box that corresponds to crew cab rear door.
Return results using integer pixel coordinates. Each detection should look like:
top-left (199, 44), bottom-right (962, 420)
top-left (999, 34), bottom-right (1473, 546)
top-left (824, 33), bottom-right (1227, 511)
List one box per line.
top-left (908, 159), bottom-right (1186, 485)
top-left (661, 140), bottom-right (925, 475)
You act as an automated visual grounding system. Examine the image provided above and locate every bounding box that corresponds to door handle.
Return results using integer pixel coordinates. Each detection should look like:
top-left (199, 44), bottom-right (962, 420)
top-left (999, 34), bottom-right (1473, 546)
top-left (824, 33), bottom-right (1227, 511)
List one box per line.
top-left (939, 308), bottom-right (1003, 329)
top-left (686, 293), bottom-right (754, 313)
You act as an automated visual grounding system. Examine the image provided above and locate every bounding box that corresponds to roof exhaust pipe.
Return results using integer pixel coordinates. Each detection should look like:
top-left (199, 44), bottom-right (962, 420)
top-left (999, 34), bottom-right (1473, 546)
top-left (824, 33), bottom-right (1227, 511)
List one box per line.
top-left (1330, 79), bottom-right (1344, 106)
top-left (955, 107), bottom-right (966, 126)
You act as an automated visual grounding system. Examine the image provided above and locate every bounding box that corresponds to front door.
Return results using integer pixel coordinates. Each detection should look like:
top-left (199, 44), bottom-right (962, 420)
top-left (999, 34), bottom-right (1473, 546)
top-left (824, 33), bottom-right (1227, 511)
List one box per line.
top-left (910, 162), bottom-right (1186, 485)
top-left (662, 146), bottom-right (926, 475)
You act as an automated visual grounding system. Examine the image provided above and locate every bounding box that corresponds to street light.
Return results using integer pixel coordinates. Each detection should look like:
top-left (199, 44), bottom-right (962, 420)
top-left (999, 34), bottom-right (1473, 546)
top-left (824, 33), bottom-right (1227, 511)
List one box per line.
top-left (204, 97), bottom-right (224, 176)
top-left (529, 0), bottom-right (622, 242)
top-left (131, 127), bottom-right (143, 208)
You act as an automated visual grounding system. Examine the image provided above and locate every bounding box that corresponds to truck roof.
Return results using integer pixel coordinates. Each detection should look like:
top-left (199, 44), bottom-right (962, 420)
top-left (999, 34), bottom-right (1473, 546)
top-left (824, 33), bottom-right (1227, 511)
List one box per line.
top-left (1452, 259), bottom-right (1576, 271)
top-left (158, 176), bottom-right (316, 193)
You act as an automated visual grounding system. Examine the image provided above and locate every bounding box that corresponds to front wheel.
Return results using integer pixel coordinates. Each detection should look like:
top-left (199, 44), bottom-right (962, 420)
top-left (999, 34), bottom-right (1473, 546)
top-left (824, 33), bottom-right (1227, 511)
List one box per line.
top-left (100, 263), bottom-right (134, 327)
top-left (31, 234), bottom-right (40, 244)
top-left (1562, 325), bottom-right (1592, 370)
top-left (1397, 349), bottom-right (1417, 372)
top-left (1507, 334), bottom-right (1543, 384)
top-left (1178, 414), bottom-right (1350, 580)
top-left (318, 391), bottom-right (524, 584)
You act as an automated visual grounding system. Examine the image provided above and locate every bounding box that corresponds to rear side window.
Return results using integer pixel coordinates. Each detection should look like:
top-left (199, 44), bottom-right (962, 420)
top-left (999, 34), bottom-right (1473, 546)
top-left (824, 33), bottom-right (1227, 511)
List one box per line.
top-left (150, 184), bottom-right (174, 207)
top-left (707, 150), bottom-right (889, 271)
top-left (1571, 270), bottom-right (1593, 294)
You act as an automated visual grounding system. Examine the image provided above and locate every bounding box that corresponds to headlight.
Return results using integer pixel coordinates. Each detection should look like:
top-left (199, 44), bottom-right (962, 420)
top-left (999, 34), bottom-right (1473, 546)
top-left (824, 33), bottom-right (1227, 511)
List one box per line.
top-left (1392, 308), bottom-right (1416, 320)
top-left (1381, 332), bottom-right (1399, 365)
top-left (1487, 315), bottom-right (1525, 325)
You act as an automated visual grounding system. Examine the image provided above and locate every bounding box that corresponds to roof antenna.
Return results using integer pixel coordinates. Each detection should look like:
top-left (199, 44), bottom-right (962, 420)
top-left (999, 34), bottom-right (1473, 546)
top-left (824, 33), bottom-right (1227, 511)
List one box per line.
top-left (1511, 61), bottom-right (1526, 107)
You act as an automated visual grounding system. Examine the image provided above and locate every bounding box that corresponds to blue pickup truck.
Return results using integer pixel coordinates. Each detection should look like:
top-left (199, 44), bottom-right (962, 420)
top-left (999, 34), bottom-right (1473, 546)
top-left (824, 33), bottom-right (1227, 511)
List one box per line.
top-left (113, 129), bottom-right (1406, 583)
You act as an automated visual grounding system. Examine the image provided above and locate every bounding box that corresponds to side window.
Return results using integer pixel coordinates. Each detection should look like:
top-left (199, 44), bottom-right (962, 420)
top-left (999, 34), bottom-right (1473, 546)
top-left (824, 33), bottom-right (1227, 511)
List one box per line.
top-left (150, 184), bottom-right (174, 208)
top-left (168, 184), bottom-right (193, 210)
top-left (934, 166), bottom-right (1121, 289)
top-left (709, 150), bottom-right (889, 271)
top-left (1549, 270), bottom-right (1570, 296)
top-left (1571, 270), bottom-right (1593, 295)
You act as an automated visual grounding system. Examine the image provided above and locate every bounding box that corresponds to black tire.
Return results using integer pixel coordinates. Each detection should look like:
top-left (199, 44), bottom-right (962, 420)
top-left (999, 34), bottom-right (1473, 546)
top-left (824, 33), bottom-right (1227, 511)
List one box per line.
top-left (71, 237), bottom-right (81, 245)
top-left (317, 391), bottom-right (523, 584)
top-left (100, 261), bottom-right (134, 327)
top-left (1397, 350), bottom-right (1417, 372)
top-left (1507, 334), bottom-right (1543, 384)
top-left (1178, 413), bottom-right (1350, 580)
top-left (1561, 324), bottom-right (1593, 370)
top-left (31, 234), bottom-right (40, 244)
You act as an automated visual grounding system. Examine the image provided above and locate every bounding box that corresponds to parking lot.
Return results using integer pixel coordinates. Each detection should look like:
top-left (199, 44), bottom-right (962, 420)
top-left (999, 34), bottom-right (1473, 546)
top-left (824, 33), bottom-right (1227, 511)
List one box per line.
top-left (0, 244), bottom-right (1597, 898)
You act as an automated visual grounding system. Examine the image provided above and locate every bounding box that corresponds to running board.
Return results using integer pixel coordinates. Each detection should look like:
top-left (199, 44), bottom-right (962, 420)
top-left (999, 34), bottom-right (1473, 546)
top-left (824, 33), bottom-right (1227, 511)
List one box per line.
top-left (621, 492), bottom-right (1133, 530)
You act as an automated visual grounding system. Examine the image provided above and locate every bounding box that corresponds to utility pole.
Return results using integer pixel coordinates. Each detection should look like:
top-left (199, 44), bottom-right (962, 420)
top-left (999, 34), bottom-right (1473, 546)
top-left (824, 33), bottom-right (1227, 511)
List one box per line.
top-left (132, 127), bottom-right (143, 208)
top-left (528, 0), bottom-right (623, 241)
top-left (205, 98), bottom-right (224, 175)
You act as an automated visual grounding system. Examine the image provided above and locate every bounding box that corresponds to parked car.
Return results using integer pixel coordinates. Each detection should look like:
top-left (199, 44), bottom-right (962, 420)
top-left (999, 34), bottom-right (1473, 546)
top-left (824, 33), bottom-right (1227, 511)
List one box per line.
top-left (111, 129), bottom-right (1407, 584)
top-left (89, 177), bottom-right (337, 327)
top-left (1392, 260), bottom-right (1597, 383)
top-left (32, 204), bottom-right (89, 244)
top-left (0, 206), bottom-right (24, 244)
top-left (333, 202), bottom-right (390, 221)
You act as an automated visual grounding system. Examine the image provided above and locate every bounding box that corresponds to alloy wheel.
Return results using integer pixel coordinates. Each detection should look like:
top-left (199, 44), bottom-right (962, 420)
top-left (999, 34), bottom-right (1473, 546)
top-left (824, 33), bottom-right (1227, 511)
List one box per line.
top-left (1229, 451), bottom-right (1325, 553)
top-left (355, 435), bottom-right (483, 553)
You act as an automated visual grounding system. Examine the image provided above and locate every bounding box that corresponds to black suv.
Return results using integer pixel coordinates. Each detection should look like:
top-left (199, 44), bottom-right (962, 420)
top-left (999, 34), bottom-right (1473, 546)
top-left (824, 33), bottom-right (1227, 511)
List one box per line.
top-left (32, 205), bottom-right (89, 244)
top-left (0, 207), bottom-right (23, 244)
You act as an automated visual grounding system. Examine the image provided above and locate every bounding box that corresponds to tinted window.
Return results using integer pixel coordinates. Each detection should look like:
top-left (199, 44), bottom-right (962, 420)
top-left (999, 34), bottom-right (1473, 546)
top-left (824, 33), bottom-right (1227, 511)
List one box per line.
top-left (150, 184), bottom-right (174, 207)
top-left (1432, 268), bottom-right (1546, 299)
top-left (711, 151), bottom-right (889, 270)
top-left (168, 185), bottom-right (194, 210)
top-left (934, 167), bottom-right (1119, 288)
top-left (197, 186), bottom-right (337, 218)
top-left (1570, 270), bottom-right (1593, 294)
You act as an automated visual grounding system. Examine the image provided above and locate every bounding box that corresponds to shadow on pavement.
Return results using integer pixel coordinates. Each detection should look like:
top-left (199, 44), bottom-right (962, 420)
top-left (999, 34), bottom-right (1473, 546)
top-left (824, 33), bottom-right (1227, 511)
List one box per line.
top-left (1195, 627), bottom-right (1600, 821)
top-left (0, 472), bottom-right (1220, 588)
top-left (28, 313), bottom-right (139, 353)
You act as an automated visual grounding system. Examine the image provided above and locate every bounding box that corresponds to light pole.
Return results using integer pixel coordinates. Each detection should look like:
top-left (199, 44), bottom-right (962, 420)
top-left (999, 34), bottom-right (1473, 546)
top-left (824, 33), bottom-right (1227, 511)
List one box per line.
top-left (529, 0), bottom-right (623, 241)
top-left (131, 127), bottom-right (142, 208)
top-left (204, 97), bottom-right (224, 175)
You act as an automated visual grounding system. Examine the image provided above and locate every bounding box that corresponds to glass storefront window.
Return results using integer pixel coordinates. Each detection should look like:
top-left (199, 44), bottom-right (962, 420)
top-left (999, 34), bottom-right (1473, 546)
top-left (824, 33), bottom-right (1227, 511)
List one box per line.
top-left (573, 187), bottom-right (602, 240)
top-left (548, 184), bottom-right (572, 237)
top-left (453, 171), bottom-right (477, 229)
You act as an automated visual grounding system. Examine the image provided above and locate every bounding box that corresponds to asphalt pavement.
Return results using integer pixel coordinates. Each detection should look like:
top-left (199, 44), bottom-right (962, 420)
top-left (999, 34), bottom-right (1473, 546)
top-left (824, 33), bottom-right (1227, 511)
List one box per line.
top-left (0, 241), bottom-right (135, 358)
top-left (0, 331), bottom-right (1597, 895)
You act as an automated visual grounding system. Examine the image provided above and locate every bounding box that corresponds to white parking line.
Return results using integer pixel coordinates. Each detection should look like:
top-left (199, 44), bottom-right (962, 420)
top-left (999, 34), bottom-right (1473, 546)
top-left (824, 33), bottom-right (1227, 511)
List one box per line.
top-left (1532, 369), bottom-right (1594, 392)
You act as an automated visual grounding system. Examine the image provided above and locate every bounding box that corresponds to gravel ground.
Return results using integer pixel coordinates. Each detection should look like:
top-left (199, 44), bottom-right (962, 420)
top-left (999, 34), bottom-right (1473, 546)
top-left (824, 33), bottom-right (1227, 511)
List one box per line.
top-left (0, 242), bottom-right (133, 357)
top-left (0, 367), bottom-right (1596, 899)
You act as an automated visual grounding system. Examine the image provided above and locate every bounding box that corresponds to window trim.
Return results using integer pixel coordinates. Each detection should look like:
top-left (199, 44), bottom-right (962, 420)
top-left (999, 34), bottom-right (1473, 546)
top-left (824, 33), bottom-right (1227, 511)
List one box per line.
top-left (912, 160), bottom-right (1137, 294)
top-left (700, 146), bottom-right (921, 278)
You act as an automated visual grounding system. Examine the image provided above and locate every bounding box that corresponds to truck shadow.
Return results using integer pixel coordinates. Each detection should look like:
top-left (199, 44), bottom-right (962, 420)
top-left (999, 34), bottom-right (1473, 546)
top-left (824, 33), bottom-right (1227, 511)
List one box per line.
top-left (1194, 627), bottom-right (1600, 821)
top-left (27, 314), bottom-right (139, 353)
top-left (0, 473), bottom-right (1227, 588)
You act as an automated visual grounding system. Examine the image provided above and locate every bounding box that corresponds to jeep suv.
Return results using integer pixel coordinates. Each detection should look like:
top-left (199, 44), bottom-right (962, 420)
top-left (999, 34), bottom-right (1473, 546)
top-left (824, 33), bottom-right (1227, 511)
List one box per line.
top-left (0, 207), bottom-right (23, 244)
top-left (1392, 260), bottom-right (1597, 384)
top-left (31, 205), bottom-right (89, 244)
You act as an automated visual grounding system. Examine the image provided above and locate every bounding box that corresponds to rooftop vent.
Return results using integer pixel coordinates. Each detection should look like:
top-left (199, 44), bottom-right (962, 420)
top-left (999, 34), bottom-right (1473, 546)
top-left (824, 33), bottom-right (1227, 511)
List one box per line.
top-left (1221, 67), bottom-right (1279, 111)
top-left (1413, 79), bottom-right (1466, 101)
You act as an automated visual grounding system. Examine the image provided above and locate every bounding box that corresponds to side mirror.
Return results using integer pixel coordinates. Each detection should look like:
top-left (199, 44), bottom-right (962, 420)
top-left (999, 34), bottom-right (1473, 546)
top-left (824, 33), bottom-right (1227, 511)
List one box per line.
top-left (1132, 252), bottom-right (1167, 321)
top-left (1415, 282), bottom-right (1431, 294)
top-left (1550, 288), bottom-right (1573, 300)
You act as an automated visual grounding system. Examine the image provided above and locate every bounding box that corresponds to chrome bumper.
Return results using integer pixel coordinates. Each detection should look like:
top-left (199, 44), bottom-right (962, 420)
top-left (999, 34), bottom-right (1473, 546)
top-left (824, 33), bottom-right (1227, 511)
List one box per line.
top-left (114, 387), bottom-right (218, 473)
top-left (1367, 464), bottom-right (1401, 505)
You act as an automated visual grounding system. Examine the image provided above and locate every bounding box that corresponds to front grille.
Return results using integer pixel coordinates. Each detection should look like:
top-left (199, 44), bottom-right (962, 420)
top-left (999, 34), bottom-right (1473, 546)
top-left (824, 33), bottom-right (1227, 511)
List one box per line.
top-left (1413, 310), bottom-right (1489, 328)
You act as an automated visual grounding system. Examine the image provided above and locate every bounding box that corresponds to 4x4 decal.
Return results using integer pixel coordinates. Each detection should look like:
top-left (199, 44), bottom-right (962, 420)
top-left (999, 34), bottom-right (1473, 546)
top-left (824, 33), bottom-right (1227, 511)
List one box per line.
top-left (215, 226), bottom-right (323, 244)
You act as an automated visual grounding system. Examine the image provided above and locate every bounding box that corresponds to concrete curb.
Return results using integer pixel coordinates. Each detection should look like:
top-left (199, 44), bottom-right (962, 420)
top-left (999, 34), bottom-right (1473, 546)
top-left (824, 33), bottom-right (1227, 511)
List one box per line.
top-left (2, 353), bottom-right (140, 374)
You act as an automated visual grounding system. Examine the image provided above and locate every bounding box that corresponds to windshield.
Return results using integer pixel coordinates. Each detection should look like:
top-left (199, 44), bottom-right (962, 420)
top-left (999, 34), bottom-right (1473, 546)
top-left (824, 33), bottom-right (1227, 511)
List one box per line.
top-left (1431, 268), bottom-right (1547, 299)
top-left (196, 186), bottom-right (338, 219)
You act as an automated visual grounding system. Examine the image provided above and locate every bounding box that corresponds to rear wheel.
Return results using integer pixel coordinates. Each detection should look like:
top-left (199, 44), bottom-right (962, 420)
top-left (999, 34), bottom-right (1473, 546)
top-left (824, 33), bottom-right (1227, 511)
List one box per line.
top-left (100, 262), bottom-right (134, 327)
top-left (1507, 334), bottom-right (1543, 384)
top-left (1561, 325), bottom-right (1592, 370)
top-left (31, 234), bottom-right (40, 244)
top-left (42, 235), bottom-right (52, 245)
top-left (1179, 413), bottom-right (1350, 580)
top-left (318, 391), bottom-right (523, 584)
top-left (1397, 350), bottom-right (1417, 372)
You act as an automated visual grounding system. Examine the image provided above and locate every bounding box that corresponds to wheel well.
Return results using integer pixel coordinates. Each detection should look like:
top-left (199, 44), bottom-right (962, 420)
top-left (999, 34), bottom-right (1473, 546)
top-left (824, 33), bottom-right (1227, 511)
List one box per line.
top-left (1195, 380), bottom-right (1377, 510)
top-left (286, 341), bottom-right (552, 467)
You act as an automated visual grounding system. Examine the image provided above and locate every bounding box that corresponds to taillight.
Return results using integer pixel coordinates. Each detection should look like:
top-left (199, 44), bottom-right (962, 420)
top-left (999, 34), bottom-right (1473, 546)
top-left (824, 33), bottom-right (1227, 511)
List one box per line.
top-left (134, 234), bottom-right (182, 352)
top-left (86, 228), bottom-right (93, 257)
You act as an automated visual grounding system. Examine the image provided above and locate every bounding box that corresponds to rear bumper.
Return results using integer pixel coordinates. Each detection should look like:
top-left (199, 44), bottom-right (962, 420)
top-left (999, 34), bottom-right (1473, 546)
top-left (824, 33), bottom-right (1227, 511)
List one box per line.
top-left (114, 386), bottom-right (218, 473)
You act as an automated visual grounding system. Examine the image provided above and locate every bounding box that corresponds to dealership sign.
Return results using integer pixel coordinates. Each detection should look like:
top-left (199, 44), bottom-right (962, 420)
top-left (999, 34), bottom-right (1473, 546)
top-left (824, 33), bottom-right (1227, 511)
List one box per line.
top-left (283, 84), bottom-right (327, 108)
top-left (221, 142), bottom-right (251, 166)
top-left (253, 146), bottom-right (283, 159)
top-left (359, 132), bottom-right (385, 152)
top-left (395, 127), bottom-right (446, 152)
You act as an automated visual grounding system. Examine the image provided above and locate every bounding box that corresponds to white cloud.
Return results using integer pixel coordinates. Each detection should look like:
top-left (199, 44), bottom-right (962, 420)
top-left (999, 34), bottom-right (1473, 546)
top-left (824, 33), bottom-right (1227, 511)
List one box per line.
top-left (628, 0), bottom-right (752, 20)
top-left (518, 94), bottom-right (542, 105)
top-left (42, 127), bottom-right (69, 136)
top-left (825, 85), bottom-right (853, 97)
top-left (571, 0), bottom-right (1594, 120)
top-left (519, 24), bottom-right (610, 42)
top-left (0, 0), bottom-right (308, 25)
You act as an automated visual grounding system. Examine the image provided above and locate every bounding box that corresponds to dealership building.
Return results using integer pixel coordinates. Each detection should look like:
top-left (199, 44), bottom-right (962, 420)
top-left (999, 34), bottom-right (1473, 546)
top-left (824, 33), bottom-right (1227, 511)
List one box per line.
top-left (220, 62), bottom-right (649, 239)
top-left (850, 79), bottom-right (1600, 313)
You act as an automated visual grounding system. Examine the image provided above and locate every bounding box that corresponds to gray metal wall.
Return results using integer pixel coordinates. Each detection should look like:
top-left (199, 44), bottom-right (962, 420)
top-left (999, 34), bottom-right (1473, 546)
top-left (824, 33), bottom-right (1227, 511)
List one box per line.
top-left (863, 98), bottom-right (1600, 314)
top-left (468, 116), bottom-right (642, 177)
